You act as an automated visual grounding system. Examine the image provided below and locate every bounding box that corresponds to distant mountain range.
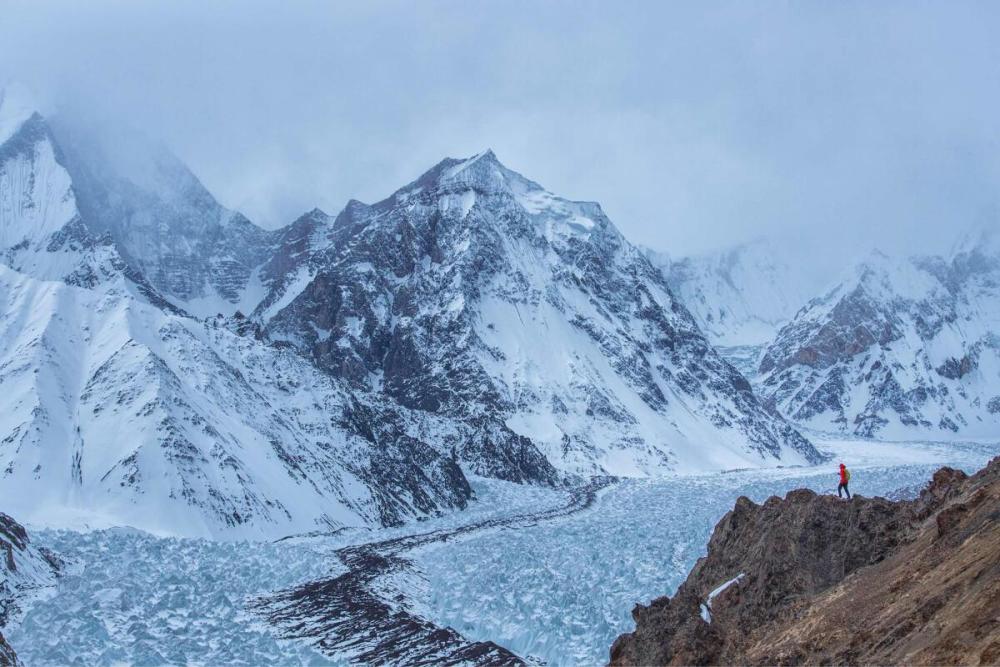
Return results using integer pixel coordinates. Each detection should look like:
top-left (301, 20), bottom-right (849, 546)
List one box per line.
top-left (0, 84), bottom-right (819, 538)
top-left (654, 230), bottom-right (1000, 440)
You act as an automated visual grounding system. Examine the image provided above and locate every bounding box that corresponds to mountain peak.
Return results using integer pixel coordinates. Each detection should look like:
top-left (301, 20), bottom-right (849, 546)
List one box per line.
top-left (0, 81), bottom-right (43, 146)
top-left (437, 149), bottom-right (506, 188)
top-left (384, 149), bottom-right (534, 206)
top-left (434, 149), bottom-right (555, 202)
top-left (447, 148), bottom-right (499, 171)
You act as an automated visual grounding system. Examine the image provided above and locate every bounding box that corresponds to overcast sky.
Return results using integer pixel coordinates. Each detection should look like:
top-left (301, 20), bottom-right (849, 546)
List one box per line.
top-left (2, 1), bottom-right (999, 260)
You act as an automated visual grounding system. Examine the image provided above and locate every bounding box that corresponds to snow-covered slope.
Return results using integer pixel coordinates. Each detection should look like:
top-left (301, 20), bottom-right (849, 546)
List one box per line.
top-left (0, 90), bottom-right (473, 539)
top-left (758, 242), bottom-right (1000, 438)
top-left (47, 113), bottom-right (277, 317)
top-left (258, 151), bottom-right (821, 475)
top-left (648, 240), bottom-right (832, 349)
top-left (0, 264), bottom-right (471, 538)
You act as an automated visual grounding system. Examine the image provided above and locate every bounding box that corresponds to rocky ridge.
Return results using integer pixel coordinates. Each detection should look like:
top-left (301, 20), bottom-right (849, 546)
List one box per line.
top-left (609, 456), bottom-right (1000, 666)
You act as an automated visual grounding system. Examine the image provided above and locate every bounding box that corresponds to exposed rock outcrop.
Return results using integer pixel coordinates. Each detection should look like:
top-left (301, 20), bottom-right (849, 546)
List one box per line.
top-left (610, 457), bottom-right (1000, 666)
top-left (0, 513), bottom-right (62, 666)
top-left (0, 633), bottom-right (17, 667)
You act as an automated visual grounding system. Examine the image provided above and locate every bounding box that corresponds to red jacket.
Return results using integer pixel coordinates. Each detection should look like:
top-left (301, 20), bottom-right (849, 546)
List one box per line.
top-left (839, 467), bottom-right (849, 484)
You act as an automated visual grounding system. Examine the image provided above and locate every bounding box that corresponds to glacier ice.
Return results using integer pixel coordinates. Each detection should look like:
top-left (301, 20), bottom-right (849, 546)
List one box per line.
top-left (6, 529), bottom-right (339, 665)
top-left (5, 476), bottom-right (565, 666)
top-left (410, 438), bottom-right (1000, 665)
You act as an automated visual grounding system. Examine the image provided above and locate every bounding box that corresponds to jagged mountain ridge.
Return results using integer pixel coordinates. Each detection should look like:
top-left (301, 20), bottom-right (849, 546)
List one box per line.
top-left (757, 243), bottom-right (1000, 438)
top-left (650, 228), bottom-right (1000, 440)
top-left (255, 151), bottom-right (820, 475)
top-left (0, 86), bottom-right (821, 536)
top-left (46, 112), bottom-right (279, 317)
top-left (0, 89), bottom-right (474, 538)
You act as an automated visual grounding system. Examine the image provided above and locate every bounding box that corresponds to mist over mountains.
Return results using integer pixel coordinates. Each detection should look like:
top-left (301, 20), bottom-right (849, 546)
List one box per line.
top-left (0, 85), bottom-right (836, 539)
top-left (1, 80), bottom-right (999, 544)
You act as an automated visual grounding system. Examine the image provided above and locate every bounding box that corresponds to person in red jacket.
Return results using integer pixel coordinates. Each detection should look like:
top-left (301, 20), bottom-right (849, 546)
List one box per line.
top-left (838, 463), bottom-right (851, 499)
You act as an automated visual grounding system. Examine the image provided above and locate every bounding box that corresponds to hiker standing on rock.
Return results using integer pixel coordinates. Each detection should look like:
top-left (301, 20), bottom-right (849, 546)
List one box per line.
top-left (838, 463), bottom-right (851, 499)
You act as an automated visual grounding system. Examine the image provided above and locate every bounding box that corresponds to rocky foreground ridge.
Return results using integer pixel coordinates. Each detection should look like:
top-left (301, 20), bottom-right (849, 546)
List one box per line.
top-left (610, 457), bottom-right (1000, 666)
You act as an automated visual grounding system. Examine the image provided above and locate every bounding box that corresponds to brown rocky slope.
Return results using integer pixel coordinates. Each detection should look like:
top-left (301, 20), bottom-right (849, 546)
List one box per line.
top-left (610, 457), bottom-right (1000, 666)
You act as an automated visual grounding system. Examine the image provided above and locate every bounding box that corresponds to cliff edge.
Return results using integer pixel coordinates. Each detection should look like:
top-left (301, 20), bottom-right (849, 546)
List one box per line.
top-left (610, 458), bottom-right (1000, 666)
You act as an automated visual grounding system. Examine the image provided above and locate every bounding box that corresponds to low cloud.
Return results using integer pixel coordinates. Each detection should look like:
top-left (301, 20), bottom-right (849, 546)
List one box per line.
top-left (2, 0), bottom-right (998, 262)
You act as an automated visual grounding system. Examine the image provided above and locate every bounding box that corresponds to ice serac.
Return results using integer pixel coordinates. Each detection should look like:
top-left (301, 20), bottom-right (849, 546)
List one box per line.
top-left (261, 150), bottom-right (821, 476)
top-left (758, 241), bottom-right (1000, 438)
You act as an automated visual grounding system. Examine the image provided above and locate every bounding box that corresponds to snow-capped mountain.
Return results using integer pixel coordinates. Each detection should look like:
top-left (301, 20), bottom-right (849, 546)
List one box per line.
top-left (0, 84), bottom-right (821, 537)
top-left (254, 151), bottom-right (820, 475)
top-left (758, 240), bottom-right (1000, 438)
top-left (0, 88), bottom-right (472, 539)
top-left (0, 86), bottom-right (122, 290)
top-left (0, 264), bottom-right (478, 537)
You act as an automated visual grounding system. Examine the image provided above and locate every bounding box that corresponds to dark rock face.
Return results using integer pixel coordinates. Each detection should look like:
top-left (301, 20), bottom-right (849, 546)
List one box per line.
top-left (0, 513), bottom-right (62, 666)
top-left (759, 282), bottom-right (902, 375)
top-left (259, 151), bottom-right (820, 476)
top-left (0, 633), bottom-right (17, 667)
top-left (335, 398), bottom-right (474, 525)
top-left (936, 352), bottom-right (977, 380)
top-left (610, 457), bottom-right (1000, 666)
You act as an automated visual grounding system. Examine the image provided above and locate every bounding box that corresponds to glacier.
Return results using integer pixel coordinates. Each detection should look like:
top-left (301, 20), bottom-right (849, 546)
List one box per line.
top-left (409, 437), bottom-right (1000, 665)
top-left (7, 438), bottom-right (998, 665)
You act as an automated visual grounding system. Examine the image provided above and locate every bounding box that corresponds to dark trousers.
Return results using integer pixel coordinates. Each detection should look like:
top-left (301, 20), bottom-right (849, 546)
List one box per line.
top-left (838, 482), bottom-right (851, 499)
